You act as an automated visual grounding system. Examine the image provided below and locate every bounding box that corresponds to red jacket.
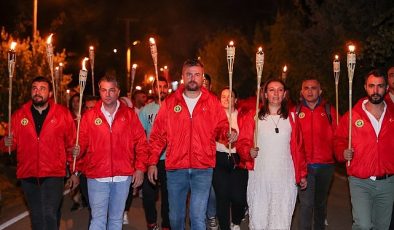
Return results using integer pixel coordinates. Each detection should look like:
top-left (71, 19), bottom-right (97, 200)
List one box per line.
top-left (0, 100), bottom-right (76, 179)
top-left (78, 101), bottom-right (148, 178)
top-left (291, 100), bottom-right (337, 164)
top-left (334, 98), bottom-right (394, 178)
top-left (384, 93), bottom-right (394, 108)
top-left (236, 110), bottom-right (307, 183)
top-left (148, 85), bottom-right (229, 170)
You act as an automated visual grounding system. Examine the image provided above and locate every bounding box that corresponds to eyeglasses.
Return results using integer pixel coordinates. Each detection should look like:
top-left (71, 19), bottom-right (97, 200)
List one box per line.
top-left (99, 88), bottom-right (117, 94)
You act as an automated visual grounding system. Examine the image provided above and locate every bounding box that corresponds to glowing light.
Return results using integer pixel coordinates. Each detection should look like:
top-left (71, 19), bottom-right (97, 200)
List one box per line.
top-left (82, 57), bottom-right (89, 71)
top-left (113, 49), bottom-right (117, 53)
top-left (132, 64), bottom-right (138, 69)
top-left (10, 42), bottom-right (17, 50)
top-left (135, 86), bottom-right (142, 90)
top-left (348, 45), bottom-right (355, 52)
top-left (46, 34), bottom-right (54, 44)
top-left (149, 76), bottom-right (155, 82)
top-left (149, 37), bottom-right (155, 44)
top-left (283, 65), bottom-right (288, 72)
top-left (335, 55), bottom-right (339, 60)
top-left (229, 41), bottom-right (234, 46)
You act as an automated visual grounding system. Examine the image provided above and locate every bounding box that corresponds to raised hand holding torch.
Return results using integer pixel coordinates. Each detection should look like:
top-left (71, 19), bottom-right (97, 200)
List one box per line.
top-left (226, 41), bottom-right (235, 154)
top-left (7, 41), bottom-right (17, 155)
top-left (149, 38), bottom-right (161, 105)
top-left (347, 45), bottom-right (356, 167)
top-left (73, 57), bottom-right (89, 172)
top-left (46, 34), bottom-right (57, 103)
top-left (89, 46), bottom-right (95, 96)
top-left (333, 55), bottom-right (340, 125)
top-left (255, 47), bottom-right (264, 147)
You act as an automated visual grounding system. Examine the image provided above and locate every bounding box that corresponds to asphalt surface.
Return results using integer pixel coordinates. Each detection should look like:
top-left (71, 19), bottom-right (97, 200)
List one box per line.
top-left (0, 171), bottom-right (352, 230)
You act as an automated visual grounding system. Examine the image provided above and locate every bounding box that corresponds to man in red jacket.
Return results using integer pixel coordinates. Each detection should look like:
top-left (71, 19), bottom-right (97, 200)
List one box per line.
top-left (295, 78), bottom-right (337, 230)
top-left (335, 69), bottom-right (394, 230)
top-left (75, 75), bottom-right (148, 230)
top-left (1, 76), bottom-right (78, 230)
top-left (147, 59), bottom-right (237, 230)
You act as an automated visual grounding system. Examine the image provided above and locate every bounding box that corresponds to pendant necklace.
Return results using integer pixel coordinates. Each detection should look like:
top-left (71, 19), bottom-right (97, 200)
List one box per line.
top-left (270, 115), bottom-right (281, 133)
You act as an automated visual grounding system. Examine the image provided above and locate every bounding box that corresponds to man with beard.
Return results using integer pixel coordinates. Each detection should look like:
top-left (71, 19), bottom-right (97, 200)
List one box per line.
top-left (138, 76), bottom-right (170, 230)
top-left (148, 59), bottom-right (238, 230)
top-left (334, 69), bottom-right (394, 230)
top-left (0, 76), bottom-right (79, 230)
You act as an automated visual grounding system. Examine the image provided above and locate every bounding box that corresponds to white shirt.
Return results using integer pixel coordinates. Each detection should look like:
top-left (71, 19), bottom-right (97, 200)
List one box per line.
top-left (96, 100), bottom-right (130, 183)
top-left (183, 92), bottom-right (202, 117)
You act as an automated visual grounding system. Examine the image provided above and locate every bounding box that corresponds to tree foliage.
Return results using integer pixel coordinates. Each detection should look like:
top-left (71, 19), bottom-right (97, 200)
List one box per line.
top-left (0, 28), bottom-right (68, 121)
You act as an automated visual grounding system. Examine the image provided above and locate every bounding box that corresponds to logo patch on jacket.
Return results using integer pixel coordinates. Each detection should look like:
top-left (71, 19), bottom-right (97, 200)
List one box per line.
top-left (174, 105), bottom-right (182, 113)
top-left (298, 112), bottom-right (305, 119)
top-left (21, 118), bottom-right (28, 126)
top-left (355, 119), bottom-right (364, 128)
top-left (94, 118), bottom-right (103, 125)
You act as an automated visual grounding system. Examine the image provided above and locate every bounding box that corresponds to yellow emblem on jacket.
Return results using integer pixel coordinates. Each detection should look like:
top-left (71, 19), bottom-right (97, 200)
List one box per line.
top-left (174, 105), bottom-right (182, 113)
top-left (95, 118), bottom-right (103, 126)
top-left (298, 112), bottom-right (305, 119)
top-left (21, 118), bottom-right (29, 126)
top-left (355, 119), bottom-right (364, 128)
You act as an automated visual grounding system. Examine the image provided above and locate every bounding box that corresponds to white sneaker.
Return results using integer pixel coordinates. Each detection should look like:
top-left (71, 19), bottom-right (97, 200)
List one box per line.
top-left (231, 223), bottom-right (241, 230)
top-left (123, 212), bottom-right (129, 225)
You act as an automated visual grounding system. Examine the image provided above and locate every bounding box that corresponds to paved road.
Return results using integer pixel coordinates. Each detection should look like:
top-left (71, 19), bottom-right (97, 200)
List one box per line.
top-left (0, 172), bottom-right (352, 230)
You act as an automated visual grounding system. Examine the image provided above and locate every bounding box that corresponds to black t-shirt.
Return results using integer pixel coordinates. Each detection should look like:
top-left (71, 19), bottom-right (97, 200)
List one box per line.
top-left (31, 104), bottom-right (50, 136)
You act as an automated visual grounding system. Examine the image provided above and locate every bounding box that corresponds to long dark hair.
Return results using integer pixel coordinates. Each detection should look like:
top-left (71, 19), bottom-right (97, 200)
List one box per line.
top-left (258, 78), bottom-right (289, 120)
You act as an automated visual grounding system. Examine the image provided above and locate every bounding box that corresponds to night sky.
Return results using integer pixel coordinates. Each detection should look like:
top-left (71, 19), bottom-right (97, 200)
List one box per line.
top-left (0, 0), bottom-right (282, 92)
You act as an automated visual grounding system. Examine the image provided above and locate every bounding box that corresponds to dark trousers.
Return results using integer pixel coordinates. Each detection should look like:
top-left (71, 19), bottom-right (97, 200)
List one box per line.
top-left (389, 202), bottom-right (394, 230)
top-left (212, 151), bottom-right (248, 230)
top-left (143, 160), bottom-right (170, 228)
top-left (298, 164), bottom-right (335, 230)
top-left (79, 174), bottom-right (92, 226)
top-left (21, 177), bottom-right (64, 230)
top-left (124, 179), bottom-right (134, 211)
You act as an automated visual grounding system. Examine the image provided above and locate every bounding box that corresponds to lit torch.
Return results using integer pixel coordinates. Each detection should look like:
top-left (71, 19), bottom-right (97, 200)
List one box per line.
top-left (347, 44), bottom-right (356, 167)
top-left (73, 57), bottom-right (89, 172)
top-left (282, 65), bottom-right (288, 82)
top-left (130, 64), bottom-right (137, 96)
top-left (255, 46), bottom-right (264, 147)
top-left (89, 46), bottom-right (95, 96)
top-left (149, 37), bottom-right (161, 105)
top-left (333, 55), bottom-right (340, 125)
top-left (46, 34), bottom-right (57, 103)
top-left (7, 41), bottom-right (17, 155)
top-left (226, 41), bottom-right (235, 155)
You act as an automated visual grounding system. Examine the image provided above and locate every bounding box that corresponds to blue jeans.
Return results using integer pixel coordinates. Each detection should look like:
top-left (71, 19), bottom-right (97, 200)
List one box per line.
top-left (167, 168), bottom-right (213, 230)
top-left (206, 186), bottom-right (216, 218)
top-left (88, 177), bottom-right (132, 230)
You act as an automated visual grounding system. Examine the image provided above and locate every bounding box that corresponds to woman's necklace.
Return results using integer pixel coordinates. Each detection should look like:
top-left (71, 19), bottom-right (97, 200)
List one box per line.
top-left (270, 115), bottom-right (281, 133)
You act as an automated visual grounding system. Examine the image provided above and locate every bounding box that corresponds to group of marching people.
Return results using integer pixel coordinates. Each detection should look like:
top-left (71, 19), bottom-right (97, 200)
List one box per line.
top-left (1, 58), bottom-right (394, 230)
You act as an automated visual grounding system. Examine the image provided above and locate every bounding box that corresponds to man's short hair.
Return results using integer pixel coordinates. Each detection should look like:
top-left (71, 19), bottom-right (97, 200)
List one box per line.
top-left (153, 76), bottom-right (168, 88)
top-left (132, 90), bottom-right (147, 100)
top-left (98, 75), bottom-right (119, 88)
top-left (364, 69), bottom-right (387, 85)
top-left (182, 58), bottom-right (204, 72)
top-left (85, 95), bottom-right (100, 102)
top-left (31, 76), bottom-right (52, 91)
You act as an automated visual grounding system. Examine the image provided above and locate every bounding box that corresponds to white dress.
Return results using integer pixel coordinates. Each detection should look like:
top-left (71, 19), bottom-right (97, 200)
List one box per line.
top-left (247, 115), bottom-right (297, 230)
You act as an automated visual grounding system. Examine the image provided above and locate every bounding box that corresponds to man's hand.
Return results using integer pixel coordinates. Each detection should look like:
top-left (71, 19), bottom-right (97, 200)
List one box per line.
top-left (227, 130), bottom-right (238, 143)
top-left (250, 147), bottom-right (259, 158)
top-left (132, 170), bottom-right (144, 188)
top-left (4, 135), bottom-right (13, 147)
top-left (147, 165), bottom-right (158, 185)
top-left (299, 177), bottom-right (307, 190)
top-left (343, 148), bottom-right (353, 161)
top-left (72, 145), bottom-right (80, 158)
top-left (66, 174), bottom-right (80, 191)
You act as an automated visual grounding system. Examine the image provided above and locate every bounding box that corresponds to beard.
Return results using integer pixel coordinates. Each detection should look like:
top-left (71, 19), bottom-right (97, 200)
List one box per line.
top-left (368, 93), bottom-right (385, 104)
top-left (185, 80), bottom-right (200, 91)
top-left (32, 95), bottom-right (48, 107)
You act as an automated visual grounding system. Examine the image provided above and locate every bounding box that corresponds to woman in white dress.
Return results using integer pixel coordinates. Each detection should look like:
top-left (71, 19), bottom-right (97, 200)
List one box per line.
top-left (236, 79), bottom-right (307, 230)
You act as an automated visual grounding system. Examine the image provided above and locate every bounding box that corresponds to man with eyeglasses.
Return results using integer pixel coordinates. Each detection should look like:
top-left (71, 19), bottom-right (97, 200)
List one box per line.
top-left (148, 59), bottom-right (238, 230)
top-left (0, 76), bottom-right (78, 230)
top-left (74, 75), bottom-right (148, 230)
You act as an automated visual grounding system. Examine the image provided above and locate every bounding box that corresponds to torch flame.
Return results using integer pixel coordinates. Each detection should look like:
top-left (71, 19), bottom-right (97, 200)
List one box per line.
top-left (89, 46), bottom-right (94, 51)
top-left (132, 64), bottom-right (138, 69)
top-left (59, 62), bottom-right (63, 67)
top-left (66, 89), bottom-right (70, 94)
top-left (10, 42), bottom-right (17, 50)
top-left (348, 45), bottom-right (355, 52)
top-left (149, 37), bottom-right (156, 44)
top-left (283, 65), bottom-right (288, 72)
top-left (258, 47), bottom-right (263, 52)
top-left (82, 57), bottom-right (89, 71)
top-left (229, 41), bottom-right (234, 46)
top-left (164, 65), bottom-right (168, 70)
top-left (46, 34), bottom-right (54, 44)
top-left (335, 55), bottom-right (339, 60)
